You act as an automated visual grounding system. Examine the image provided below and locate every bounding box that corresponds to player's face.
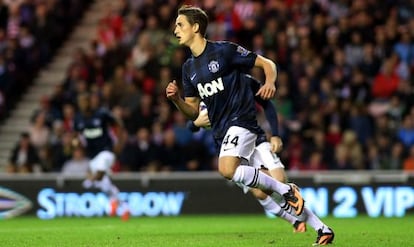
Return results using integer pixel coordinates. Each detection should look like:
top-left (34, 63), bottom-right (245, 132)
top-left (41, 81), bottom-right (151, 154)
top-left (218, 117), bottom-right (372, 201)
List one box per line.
top-left (174, 15), bottom-right (195, 46)
top-left (77, 95), bottom-right (90, 113)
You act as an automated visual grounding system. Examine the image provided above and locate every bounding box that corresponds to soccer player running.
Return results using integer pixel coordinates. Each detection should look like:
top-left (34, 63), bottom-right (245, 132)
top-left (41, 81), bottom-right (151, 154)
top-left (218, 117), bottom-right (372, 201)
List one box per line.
top-left (192, 75), bottom-right (335, 243)
top-left (166, 4), bottom-right (319, 242)
top-left (73, 92), bottom-right (129, 219)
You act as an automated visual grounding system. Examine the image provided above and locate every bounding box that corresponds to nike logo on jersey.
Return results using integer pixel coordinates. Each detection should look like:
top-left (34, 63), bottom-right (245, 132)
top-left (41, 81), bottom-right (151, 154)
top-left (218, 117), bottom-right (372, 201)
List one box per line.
top-left (190, 73), bottom-right (197, 80)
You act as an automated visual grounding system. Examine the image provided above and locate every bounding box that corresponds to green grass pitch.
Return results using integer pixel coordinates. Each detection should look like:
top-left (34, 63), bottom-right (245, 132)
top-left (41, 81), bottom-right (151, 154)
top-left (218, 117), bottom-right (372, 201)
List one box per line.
top-left (0, 214), bottom-right (412, 247)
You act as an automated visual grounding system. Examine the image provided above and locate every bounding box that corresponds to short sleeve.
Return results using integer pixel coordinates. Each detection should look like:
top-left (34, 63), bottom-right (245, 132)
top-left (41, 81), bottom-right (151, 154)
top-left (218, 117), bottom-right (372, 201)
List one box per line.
top-left (223, 42), bottom-right (257, 70)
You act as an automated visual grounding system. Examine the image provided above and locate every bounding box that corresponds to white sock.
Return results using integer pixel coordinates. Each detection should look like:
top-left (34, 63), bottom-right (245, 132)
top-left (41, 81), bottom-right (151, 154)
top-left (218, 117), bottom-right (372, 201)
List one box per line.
top-left (304, 207), bottom-right (330, 232)
top-left (258, 196), bottom-right (296, 224)
top-left (270, 190), bottom-right (308, 222)
top-left (94, 175), bottom-right (120, 198)
top-left (232, 166), bottom-right (290, 195)
top-left (258, 196), bottom-right (281, 215)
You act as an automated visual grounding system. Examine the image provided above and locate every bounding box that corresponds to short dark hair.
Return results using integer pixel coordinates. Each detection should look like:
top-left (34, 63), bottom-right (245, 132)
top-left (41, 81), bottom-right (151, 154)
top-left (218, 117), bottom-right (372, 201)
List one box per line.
top-left (178, 5), bottom-right (208, 37)
top-left (20, 132), bottom-right (30, 139)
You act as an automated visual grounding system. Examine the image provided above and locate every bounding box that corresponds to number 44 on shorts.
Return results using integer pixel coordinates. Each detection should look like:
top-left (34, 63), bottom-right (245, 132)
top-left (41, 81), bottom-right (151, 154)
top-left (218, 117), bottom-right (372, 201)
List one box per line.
top-left (222, 134), bottom-right (239, 151)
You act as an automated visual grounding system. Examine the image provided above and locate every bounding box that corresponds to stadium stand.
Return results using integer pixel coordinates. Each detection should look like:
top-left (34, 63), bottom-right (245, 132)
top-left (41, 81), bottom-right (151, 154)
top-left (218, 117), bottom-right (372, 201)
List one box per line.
top-left (0, 0), bottom-right (103, 170)
top-left (1, 0), bottom-right (414, 173)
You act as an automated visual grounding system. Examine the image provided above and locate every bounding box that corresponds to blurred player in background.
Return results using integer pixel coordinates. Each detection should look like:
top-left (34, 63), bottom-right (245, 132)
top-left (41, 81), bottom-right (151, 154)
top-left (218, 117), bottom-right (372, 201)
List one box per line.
top-left (73, 92), bottom-right (129, 220)
top-left (166, 4), bottom-right (308, 234)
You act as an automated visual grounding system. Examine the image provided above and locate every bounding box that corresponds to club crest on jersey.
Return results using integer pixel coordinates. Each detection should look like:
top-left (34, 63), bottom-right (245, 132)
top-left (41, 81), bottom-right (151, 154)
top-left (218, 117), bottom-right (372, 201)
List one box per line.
top-left (208, 60), bottom-right (219, 73)
top-left (236, 46), bottom-right (249, 56)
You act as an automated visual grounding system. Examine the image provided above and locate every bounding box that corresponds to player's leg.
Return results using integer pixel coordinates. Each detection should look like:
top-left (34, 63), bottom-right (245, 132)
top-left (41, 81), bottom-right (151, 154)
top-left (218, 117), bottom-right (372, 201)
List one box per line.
top-left (266, 156), bottom-right (334, 242)
top-left (95, 173), bottom-right (119, 198)
top-left (251, 141), bottom-right (304, 213)
top-left (86, 150), bottom-right (128, 218)
top-left (268, 168), bottom-right (287, 184)
top-left (217, 126), bottom-right (304, 215)
top-left (270, 170), bottom-right (334, 243)
top-left (245, 150), bottom-right (306, 232)
top-left (248, 187), bottom-right (306, 232)
top-left (249, 142), bottom-right (305, 222)
top-left (304, 207), bottom-right (335, 245)
top-left (267, 168), bottom-right (308, 226)
top-left (253, 142), bottom-right (287, 180)
top-left (254, 179), bottom-right (307, 232)
top-left (88, 151), bottom-right (119, 195)
top-left (269, 167), bottom-right (334, 243)
top-left (254, 142), bottom-right (335, 240)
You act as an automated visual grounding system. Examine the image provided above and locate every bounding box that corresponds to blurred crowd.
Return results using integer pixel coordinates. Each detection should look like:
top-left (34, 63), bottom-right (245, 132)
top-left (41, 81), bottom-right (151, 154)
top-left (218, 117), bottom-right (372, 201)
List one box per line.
top-left (0, 0), bottom-right (92, 122)
top-left (5, 0), bottom-right (414, 174)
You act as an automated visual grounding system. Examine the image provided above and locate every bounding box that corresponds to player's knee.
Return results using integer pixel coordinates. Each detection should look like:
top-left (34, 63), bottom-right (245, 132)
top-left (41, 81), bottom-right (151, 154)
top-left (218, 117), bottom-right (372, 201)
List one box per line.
top-left (218, 156), bottom-right (241, 180)
top-left (269, 168), bottom-right (287, 183)
top-left (94, 171), bottom-right (105, 181)
top-left (218, 166), bottom-right (234, 180)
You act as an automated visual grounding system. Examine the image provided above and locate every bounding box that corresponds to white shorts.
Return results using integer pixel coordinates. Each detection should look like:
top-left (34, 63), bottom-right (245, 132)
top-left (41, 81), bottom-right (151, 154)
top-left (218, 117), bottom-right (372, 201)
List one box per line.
top-left (89, 150), bottom-right (115, 175)
top-left (250, 142), bottom-right (285, 170)
top-left (219, 126), bottom-right (257, 161)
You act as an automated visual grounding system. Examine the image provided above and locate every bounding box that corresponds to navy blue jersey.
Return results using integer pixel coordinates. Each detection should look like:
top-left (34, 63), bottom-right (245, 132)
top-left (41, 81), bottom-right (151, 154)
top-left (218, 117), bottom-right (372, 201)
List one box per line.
top-left (182, 41), bottom-right (264, 142)
top-left (74, 107), bottom-right (116, 158)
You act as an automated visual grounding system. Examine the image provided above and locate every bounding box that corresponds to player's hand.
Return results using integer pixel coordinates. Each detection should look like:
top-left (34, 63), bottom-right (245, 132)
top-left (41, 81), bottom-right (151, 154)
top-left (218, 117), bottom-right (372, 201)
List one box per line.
top-left (166, 80), bottom-right (180, 101)
top-left (270, 136), bottom-right (283, 153)
top-left (193, 109), bottom-right (211, 128)
top-left (256, 82), bottom-right (276, 100)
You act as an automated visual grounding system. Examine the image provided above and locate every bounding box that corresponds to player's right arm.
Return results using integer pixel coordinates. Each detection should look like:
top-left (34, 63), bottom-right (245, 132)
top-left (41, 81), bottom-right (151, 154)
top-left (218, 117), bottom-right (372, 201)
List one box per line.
top-left (224, 42), bottom-right (276, 100)
top-left (166, 80), bottom-right (200, 120)
top-left (254, 55), bottom-right (277, 100)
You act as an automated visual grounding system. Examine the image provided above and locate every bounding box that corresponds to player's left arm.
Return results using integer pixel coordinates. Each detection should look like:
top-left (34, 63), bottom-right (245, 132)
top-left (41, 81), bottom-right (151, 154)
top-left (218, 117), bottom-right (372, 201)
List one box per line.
top-left (254, 55), bottom-right (277, 100)
top-left (187, 103), bottom-right (211, 132)
top-left (257, 99), bottom-right (282, 153)
top-left (104, 108), bottom-right (125, 152)
top-left (105, 109), bottom-right (124, 132)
